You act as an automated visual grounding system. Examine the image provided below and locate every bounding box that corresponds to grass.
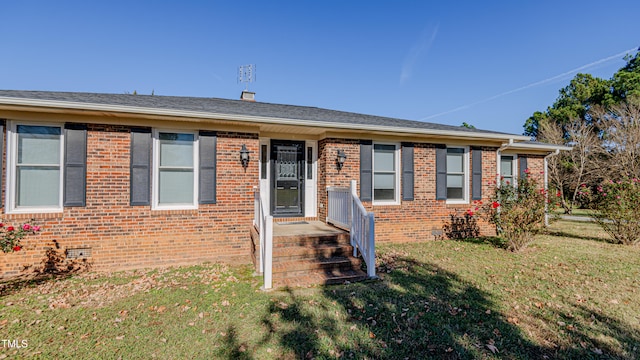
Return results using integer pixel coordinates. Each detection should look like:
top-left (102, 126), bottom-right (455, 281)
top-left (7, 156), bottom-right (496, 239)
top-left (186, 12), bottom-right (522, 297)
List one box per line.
top-left (553, 208), bottom-right (595, 217)
top-left (1, 220), bottom-right (639, 359)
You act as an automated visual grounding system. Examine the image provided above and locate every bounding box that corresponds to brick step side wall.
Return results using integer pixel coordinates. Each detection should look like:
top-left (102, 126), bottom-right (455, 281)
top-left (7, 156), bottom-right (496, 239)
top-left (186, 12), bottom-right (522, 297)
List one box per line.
top-left (249, 226), bottom-right (367, 288)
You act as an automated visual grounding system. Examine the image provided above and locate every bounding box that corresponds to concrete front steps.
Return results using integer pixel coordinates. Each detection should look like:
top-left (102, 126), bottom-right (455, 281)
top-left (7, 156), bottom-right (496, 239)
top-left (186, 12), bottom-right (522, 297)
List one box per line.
top-left (250, 221), bottom-right (368, 288)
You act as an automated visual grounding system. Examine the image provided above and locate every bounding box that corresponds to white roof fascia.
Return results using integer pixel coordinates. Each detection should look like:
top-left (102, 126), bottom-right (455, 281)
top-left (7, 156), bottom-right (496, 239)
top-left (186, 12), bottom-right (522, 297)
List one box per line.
top-left (507, 142), bottom-right (572, 152)
top-left (0, 96), bottom-right (531, 142)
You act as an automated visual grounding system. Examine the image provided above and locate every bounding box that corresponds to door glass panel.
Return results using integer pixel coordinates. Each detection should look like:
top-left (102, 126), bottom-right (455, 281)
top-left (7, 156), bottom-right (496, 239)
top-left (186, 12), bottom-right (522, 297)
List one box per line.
top-left (307, 147), bottom-right (313, 179)
top-left (273, 142), bottom-right (304, 215)
top-left (260, 144), bottom-right (267, 179)
top-left (277, 146), bottom-right (297, 180)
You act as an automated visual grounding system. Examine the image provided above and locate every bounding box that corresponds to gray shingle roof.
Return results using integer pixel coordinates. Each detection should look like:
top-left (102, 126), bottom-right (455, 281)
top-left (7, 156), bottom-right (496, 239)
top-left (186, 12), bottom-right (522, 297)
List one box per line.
top-left (0, 90), bottom-right (517, 137)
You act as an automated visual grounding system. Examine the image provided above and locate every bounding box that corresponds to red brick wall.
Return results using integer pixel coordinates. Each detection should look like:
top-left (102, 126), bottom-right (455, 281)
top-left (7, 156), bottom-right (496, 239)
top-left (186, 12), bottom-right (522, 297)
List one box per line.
top-left (524, 155), bottom-right (545, 183)
top-left (0, 124), bottom-right (549, 278)
top-left (0, 124), bottom-right (259, 278)
top-left (318, 140), bottom-right (501, 242)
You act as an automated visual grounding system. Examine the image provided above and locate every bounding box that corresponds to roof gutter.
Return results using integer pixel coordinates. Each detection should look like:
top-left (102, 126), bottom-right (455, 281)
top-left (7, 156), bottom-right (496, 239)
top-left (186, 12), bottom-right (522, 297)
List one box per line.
top-left (0, 96), bottom-right (530, 142)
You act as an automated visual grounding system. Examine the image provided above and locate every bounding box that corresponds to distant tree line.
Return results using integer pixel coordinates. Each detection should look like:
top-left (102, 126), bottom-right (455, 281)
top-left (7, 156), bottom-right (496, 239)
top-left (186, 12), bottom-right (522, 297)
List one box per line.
top-left (525, 50), bottom-right (640, 214)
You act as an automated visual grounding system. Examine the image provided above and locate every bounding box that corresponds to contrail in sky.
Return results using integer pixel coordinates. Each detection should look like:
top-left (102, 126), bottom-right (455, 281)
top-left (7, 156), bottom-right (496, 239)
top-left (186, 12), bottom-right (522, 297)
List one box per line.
top-left (401, 24), bottom-right (439, 85)
top-left (420, 47), bottom-right (638, 121)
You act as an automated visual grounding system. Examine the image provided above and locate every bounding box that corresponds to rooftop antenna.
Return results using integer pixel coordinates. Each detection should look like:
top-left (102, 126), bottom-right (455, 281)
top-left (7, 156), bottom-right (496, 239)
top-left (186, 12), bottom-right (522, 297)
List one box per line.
top-left (238, 64), bottom-right (256, 91)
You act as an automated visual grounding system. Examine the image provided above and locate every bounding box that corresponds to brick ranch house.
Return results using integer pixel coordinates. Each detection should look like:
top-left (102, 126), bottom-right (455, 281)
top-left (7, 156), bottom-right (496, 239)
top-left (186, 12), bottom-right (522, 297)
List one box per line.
top-left (0, 90), bottom-right (567, 285)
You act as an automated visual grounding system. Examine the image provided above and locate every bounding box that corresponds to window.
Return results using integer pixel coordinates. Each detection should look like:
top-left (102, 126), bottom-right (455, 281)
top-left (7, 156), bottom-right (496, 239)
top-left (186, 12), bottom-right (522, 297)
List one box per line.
top-left (7, 124), bottom-right (64, 212)
top-left (153, 131), bottom-right (198, 209)
top-left (260, 144), bottom-right (268, 180)
top-left (500, 155), bottom-right (516, 186)
top-left (373, 143), bottom-right (399, 203)
top-left (446, 148), bottom-right (464, 200)
top-left (307, 146), bottom-right (313, 179)
top-left (436, 146), bottom-right (470, 202)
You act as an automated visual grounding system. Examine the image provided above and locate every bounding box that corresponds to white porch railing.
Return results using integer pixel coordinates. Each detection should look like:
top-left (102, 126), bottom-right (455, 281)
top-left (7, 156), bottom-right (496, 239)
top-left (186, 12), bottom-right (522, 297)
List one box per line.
top-left (326, 185), bottom-right (351, 230)
top-left (254, 187), bottom-right (273, 290)
top-left (327, 180), bottom-right (376, 278)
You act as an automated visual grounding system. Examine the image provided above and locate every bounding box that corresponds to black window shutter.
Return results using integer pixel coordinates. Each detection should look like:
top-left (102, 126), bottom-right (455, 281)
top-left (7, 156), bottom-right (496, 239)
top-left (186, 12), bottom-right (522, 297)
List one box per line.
top-left (130, 128), bottom-right (151, 206)
top-left (402, 143), bottom-right (414, 201)
top-left (519, 156), bottom-right (528, 178)
top-left (360, 140), bottom-right (373, 201)
top-left (63, 123), bottom-right (87, 207)
top-left (0, 121), bottom-right (4, 208)
top-left (435, 145), bottom-right (447, 200)
top-left (199, 131), bottom-right (217, 204)
top-left (471, 147), bottom-right (482, 200)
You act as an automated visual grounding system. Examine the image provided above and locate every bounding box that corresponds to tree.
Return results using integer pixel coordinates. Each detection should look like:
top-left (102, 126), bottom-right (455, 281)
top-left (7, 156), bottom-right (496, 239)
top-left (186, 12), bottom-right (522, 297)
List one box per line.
top-left (523, 111), bottom-right (549, 138)
top-left (610, 51), bottom-right (640, 101)
top-left (539, 119), bottom-right (602, 214)
top-left (591, 95), bottom-right (640, 179)
top-left (524, 73), bottom-right (610, 138)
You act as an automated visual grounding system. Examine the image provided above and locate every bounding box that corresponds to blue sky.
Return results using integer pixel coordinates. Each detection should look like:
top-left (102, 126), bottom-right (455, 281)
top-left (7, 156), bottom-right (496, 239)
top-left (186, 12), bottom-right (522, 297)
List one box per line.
top-left (1, 1), bottom-right (638, 135)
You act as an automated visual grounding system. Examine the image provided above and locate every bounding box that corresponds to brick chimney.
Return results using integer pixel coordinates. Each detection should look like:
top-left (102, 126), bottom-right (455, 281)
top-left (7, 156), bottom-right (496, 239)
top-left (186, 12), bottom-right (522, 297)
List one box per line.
top-left (240, 90), bottom-right (255, 102)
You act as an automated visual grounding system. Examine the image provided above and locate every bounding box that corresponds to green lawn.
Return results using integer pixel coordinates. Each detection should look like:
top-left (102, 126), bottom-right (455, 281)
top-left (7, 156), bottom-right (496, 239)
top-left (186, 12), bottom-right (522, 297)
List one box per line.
top-left (1, 220), bottom-right (639, 359)
top-left (553, 208), bottom-right (595, 217)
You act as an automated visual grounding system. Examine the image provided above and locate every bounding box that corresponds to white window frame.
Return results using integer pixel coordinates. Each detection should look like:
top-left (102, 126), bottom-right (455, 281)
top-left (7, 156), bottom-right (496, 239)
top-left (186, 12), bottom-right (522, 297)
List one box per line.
top-left (500, 154), bottom-right (518, 187)
top-left (445, 146), bottom-right (470, 204)
top-left (372, 142), bottom-right (401, 205)
top-left (6, 121), bottom-right (65, 214)
top-left (152, 129), bottom-right (199, 210)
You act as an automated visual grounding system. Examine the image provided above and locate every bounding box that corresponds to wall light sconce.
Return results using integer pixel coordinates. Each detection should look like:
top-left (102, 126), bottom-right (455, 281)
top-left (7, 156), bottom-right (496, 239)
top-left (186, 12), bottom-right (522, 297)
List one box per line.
top-left (336, 149), bottom-right (347, 170)
top-left (240, 144), bottom-right (250, 168)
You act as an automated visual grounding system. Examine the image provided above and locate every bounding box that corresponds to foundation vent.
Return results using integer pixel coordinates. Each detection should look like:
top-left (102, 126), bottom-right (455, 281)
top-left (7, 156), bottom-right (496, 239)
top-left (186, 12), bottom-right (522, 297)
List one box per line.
top-left (66, 247), bottom-right (92, 259)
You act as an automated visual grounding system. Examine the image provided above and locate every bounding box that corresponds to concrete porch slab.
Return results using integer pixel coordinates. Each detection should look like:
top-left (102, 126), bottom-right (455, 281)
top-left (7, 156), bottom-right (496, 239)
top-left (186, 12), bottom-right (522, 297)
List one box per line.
top-left (272, 221), bottom-right (347, 237)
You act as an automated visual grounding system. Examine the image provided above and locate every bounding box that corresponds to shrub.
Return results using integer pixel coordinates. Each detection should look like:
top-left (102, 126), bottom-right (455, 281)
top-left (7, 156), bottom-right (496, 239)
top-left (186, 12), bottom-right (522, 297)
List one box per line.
top-left (486, 172), bottom-right (548, 251)
top-left (590, 178), bottom-right (640, 245)
top-left (442, 210), bottom-right (480, 240)
top-left (0, 221), bottom-right (41, 253)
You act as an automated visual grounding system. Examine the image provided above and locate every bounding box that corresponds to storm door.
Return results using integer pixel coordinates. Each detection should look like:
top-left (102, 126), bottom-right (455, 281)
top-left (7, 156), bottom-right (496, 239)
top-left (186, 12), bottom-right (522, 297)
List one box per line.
top-left (271, 140), bottom-right (305, 217)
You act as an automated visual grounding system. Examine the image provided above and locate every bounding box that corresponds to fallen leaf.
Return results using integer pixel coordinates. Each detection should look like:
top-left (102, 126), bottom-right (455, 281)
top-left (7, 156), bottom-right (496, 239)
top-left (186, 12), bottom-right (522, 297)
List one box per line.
top-left (486, 344), bottom-right (499, 354)
top-left (116, 335), bottom-right (124, 340)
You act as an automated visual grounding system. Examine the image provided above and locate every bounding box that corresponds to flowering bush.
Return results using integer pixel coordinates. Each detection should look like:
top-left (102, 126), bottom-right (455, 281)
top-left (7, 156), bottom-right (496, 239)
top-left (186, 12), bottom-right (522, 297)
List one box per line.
top-left (590, 178), bottom-right (640, 245)
top-left (486, 173), bottom-right (549, 251)
top-left (0, 221), bottom-right (41, 253)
